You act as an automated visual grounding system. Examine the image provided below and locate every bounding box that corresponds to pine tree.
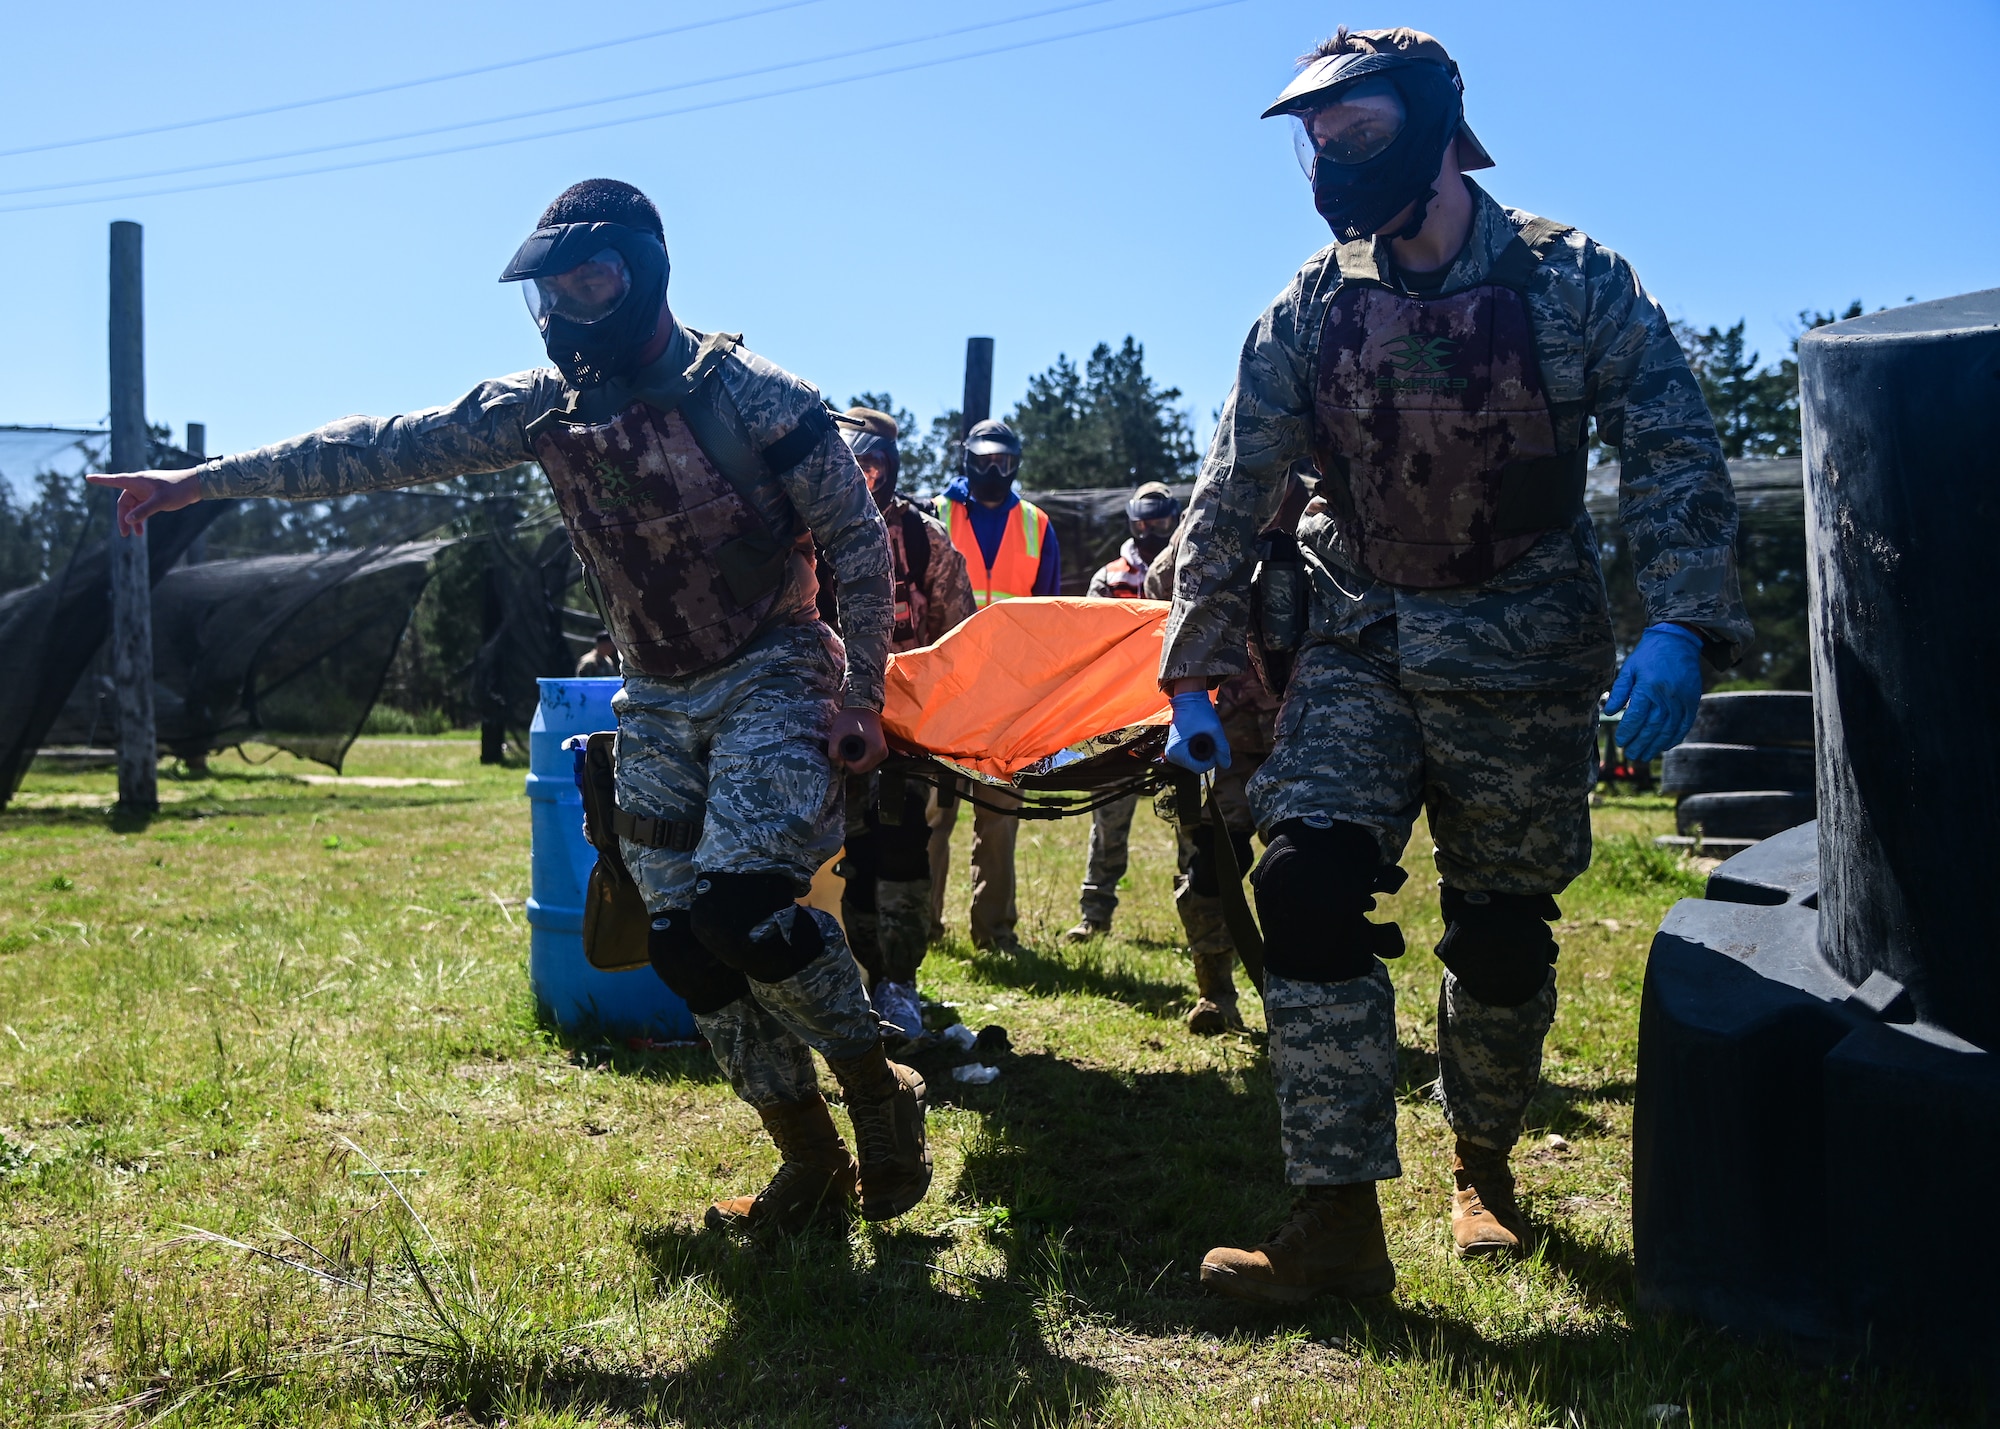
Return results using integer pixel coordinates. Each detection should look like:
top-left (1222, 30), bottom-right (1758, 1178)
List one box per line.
top-left (1010, 337), bottom-right (1198, 491)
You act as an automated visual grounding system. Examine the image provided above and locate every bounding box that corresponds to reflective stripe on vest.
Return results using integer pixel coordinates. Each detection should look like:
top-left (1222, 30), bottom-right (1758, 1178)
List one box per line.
top-left (936, 495), bottom-right (1048, 607)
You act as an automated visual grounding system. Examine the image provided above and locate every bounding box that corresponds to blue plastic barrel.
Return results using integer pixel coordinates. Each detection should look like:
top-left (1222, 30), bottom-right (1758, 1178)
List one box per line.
top-left (525, 677), bottom-right (696, 1039)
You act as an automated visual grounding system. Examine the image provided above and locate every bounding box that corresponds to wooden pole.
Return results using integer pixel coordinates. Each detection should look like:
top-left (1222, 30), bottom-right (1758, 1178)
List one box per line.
top-left (960, 337), bottom-right (994, 438)
top-left (108, 220), bottom-right (158, 814)
top-left (182, 423), bottom-right (208, 565)
top-left (480, 560), bottom-right (505, 765)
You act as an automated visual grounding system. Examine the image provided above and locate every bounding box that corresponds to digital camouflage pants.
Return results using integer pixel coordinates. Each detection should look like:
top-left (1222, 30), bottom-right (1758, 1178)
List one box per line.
top-left (614, 621), bottom-right (879, 1110)
top-left (1247, 635), bottom-right (1598, 1184)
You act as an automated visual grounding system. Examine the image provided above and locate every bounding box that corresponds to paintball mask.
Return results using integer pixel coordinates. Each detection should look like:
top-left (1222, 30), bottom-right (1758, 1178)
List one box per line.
top-left (962, 419), bottom-right (1023, 506)
top-left (500, 221), bottom-right (669, 388)
top-left (1126, 481), bottom-right (1181, 560)
top-left (840, 407), bottom-right (901, 509)
top-left (1264, 30), bottom-right (1491, 244)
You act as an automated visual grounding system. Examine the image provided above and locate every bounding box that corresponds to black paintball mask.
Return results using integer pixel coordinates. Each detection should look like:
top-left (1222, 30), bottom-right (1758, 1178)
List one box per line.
top-left (962, 419), bottom-right (1023, 506)
top-left (500, 221), bottom-right (670, 388)
top-left (843, 428), bottom-right (900, 508)
top-left (1126, 483), bottom-right (1181, 560)
top-left (1270, 58), bottom-right (1465, 244)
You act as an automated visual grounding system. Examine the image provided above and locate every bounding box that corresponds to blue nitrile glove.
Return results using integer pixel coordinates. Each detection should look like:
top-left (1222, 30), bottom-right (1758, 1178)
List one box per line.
top-left (1606, 623), bottom-right (1705, 764)
top-left (1164, 690), bottom-right (1232, 774)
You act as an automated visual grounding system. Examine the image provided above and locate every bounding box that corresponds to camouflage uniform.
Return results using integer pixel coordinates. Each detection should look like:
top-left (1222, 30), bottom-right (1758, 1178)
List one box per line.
top-left (1073, 540), bottom-right (1160, 929)
top-left (1142, 533), bottom-right (1277, 968)
top-left (194, 321), bottom-right (895, 1113)
top-left (841, 496), bottom-right (975, 988)
top-left (1162, 182), bottom-right (1750, 1183)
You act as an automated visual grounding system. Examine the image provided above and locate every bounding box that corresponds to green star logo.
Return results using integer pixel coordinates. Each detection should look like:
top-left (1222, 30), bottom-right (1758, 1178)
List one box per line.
top-left (1384, 335), bottom-right (1459, 373)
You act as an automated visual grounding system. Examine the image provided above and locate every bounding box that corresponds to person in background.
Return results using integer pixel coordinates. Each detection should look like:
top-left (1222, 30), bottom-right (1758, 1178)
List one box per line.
top-left (928, 419), bottom-right (1060, 953)
top-left (832, 407), bottom-right (976, 1044)
top-left (1064, 483), bottom-right (1181, 944)
top-left (576, 629), bottom-right (621, 678)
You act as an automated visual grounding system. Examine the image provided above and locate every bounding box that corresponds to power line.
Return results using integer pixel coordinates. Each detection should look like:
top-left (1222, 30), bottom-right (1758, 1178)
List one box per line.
top-left (0, 0), bottom-right (1249, 215)
top-left (0, 0), bottom-right (1126, 200)
top-left (0, 0), bottom-right (832, 162)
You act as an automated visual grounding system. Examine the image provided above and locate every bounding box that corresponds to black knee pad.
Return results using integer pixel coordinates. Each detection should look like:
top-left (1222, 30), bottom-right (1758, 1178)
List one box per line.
top-left (838, 831), bottom-right (881, 900)
top-left (1186, 823), bottom-right (1256, 898)
top-left (1251, 818), bottom-right (1408, 982)
top-left (1435, 886), bottom-right (1560, 1007)
top-left (873, 815), bottom-right (933, 881)
top-left (689, 871), bottom-right (823, 983)
top-left (647, 909), bottom-right (749, 1015)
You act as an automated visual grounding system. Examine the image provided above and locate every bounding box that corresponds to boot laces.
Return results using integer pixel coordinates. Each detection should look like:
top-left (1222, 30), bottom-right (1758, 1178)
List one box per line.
top-left (848, 1093), bottom-right (900, 1166)
top-left (1265, 1193), bottom-right (1337, 1251)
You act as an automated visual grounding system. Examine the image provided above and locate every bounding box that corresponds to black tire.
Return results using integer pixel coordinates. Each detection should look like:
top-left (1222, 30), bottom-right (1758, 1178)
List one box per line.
top-left (1661, 742), bottom-right (1816, 795)
top-left (1687, 691), bottom-right (1814, 750)
top-left (1676, 790), bottom-right (1816, 840)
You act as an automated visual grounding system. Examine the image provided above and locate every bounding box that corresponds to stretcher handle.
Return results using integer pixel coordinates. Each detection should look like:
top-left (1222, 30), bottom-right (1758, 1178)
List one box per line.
top-left (1185, 732), bottom-right (1216, 764)
top-left (833, 733), bottom-right (869, 764)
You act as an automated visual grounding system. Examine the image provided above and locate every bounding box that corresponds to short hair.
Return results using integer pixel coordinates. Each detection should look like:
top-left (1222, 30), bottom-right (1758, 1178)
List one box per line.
top-left (1300, 25), bottom-right (1354, 66)
top-left (539, 179), bottom-right (664, 240)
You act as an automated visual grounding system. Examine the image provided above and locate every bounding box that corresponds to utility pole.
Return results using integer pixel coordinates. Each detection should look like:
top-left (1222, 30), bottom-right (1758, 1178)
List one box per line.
top-left (182, 423), bottom-right (207, 565)
top-left (108, 220), bottom-right (158, 814)
top-left (960, 337), bottom-right (994, 438)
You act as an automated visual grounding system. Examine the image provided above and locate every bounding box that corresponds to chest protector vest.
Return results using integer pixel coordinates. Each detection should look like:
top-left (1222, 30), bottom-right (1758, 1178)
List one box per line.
top-left (531, 341), bottom-right (810, 678)
top-left (1310, 219), bottom-right (1586, 590)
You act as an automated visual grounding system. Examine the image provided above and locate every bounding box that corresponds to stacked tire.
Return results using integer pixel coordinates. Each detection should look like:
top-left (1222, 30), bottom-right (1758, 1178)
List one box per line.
top-left (1662, 691), bottom-right (1815, 843)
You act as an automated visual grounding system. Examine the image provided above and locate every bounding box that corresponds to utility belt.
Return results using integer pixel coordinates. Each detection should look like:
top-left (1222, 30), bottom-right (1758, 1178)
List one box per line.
top-left (573, 730), bottom-right (705, 971)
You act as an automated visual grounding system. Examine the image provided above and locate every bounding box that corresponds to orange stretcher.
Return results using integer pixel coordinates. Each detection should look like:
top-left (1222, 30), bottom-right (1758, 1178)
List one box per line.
top-left (871, 596), bottom-right (1263, 986)
top-left (880, 596), bottom-right (1171, 782)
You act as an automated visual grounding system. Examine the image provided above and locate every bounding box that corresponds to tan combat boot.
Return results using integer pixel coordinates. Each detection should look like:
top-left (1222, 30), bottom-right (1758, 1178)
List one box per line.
top-left (826, 1043), bottom-right (932, 1221)
top-left (705, 1092), bottom-right (859, 1234)
top-left (1451, 1139), bottom-right (1531, 1258)
top-left (1200, 1182), bottom-right (1396, 1305)
top-left (1186, 949), bottom-right (1245, 1035)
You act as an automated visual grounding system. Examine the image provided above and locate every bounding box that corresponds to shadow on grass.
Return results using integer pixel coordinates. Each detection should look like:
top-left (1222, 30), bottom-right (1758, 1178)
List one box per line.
top-left (961, 938), bottom-right (1193, 1021)
top-left (0, 792), bottom-right (485, 831)
top-left (623, 1218), bottom-right (1111, 1427)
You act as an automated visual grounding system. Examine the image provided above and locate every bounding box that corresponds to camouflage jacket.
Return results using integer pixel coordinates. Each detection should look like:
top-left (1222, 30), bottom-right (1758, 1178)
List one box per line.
top-left (884, 495), bottom-right (977, 651)
top-left (194, 323), bottom-right (894, 709)
top-left (1161, 181), bottom-right (1751, 693)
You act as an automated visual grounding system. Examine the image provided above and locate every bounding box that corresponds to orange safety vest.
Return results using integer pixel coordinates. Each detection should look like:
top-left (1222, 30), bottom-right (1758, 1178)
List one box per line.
top-left (935, 494), bottom-right (1050, 608)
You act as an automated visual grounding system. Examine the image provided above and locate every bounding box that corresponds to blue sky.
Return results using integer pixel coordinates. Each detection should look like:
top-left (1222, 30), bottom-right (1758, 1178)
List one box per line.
top-left (2, 0), bottom-right (1994, 463)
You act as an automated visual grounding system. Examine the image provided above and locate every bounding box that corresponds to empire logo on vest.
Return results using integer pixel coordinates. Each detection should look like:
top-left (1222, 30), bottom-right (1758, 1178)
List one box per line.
top-left (1377, 334), bottom-right (1467, 393)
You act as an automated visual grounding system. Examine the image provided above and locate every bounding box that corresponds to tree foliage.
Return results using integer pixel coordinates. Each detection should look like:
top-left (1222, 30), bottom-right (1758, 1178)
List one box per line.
top-left (1668, 302), bottom-right (1864, 460)
top-left (1009, 338), bottom-right (1199, 491)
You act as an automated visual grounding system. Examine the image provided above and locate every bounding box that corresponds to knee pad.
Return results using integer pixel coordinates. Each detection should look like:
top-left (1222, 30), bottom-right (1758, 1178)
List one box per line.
top-left (1251, 818), bottom-right (1408, 983)
top-left (647, 910), bottom-right (749, 1015)
top-left (873, 815), bottom-right (933, 881)
top-left (1435, 886), bottom-right (1560, 1007)
top-left (690, 871), bottom-right (823, 983)
top-left (1186, 824), bottom-right (1256, 898)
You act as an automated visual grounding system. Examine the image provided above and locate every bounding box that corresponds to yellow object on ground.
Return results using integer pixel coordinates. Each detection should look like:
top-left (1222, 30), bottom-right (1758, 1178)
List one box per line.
top-left (881, 597), bottom-right (1171, 781)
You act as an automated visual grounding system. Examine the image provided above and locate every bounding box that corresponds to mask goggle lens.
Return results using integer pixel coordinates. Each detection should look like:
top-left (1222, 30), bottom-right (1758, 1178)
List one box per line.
top-left (967, 452), bottom-right (1018, 482)
top-left (524, 248), bottom-right (632, 328)
top-left (1131, 516), bottom-right (1176, 538)
top-left (1292, 77), bottom-right (1407, 175)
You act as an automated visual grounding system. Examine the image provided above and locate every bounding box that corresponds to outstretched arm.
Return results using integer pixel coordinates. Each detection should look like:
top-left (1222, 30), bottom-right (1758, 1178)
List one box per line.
top-left (88, 369), bottom-right (565, 536)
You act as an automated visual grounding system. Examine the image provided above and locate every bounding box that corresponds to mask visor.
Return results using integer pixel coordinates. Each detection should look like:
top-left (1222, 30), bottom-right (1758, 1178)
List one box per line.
top-left (523, 249), bottom-right (632, 330)
top-left (966, 452), bottom-right (1018, 483)
top-left (1293, 77), bottom-right (1408, 176)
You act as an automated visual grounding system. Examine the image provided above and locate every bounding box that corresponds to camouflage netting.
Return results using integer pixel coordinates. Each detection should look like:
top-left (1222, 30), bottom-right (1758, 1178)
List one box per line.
top-left (48, 543), bottom-right (447, 771)
top-left (0, 450), bottom-right (592, 806)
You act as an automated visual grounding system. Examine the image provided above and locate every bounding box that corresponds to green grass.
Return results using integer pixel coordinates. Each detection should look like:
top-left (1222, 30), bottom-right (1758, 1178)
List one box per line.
top-left (0, 745), bottom-right (1975, 1426)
